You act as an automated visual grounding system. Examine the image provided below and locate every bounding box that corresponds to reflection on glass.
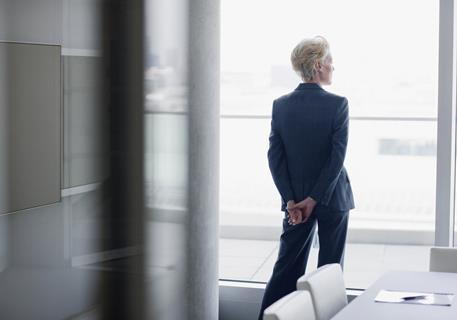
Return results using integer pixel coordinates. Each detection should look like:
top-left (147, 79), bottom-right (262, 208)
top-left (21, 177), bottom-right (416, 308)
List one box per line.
top-left (144, 0), bottom-right (189, 318)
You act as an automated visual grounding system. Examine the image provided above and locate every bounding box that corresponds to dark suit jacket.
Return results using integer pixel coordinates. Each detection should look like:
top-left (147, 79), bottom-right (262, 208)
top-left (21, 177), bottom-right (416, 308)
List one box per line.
top-left (268, 82), bottom-right (355, 212)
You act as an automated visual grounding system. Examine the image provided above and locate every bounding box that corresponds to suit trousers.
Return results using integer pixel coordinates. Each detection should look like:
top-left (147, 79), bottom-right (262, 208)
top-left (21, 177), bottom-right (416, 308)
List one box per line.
top-left (258, 206), bottom-right (349, 319)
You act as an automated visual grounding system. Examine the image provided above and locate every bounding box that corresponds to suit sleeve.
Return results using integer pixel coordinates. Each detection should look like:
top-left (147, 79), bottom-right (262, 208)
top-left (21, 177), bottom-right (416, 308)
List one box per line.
top-left (310, 98), bottom-right (349, 205)
top-left (267, 102), bottom-right (295, 205)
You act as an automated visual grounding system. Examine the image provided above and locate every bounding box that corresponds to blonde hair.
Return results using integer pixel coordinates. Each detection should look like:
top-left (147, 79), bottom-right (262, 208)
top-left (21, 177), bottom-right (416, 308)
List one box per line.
top-left (290, 36), bottom-right (330, 82)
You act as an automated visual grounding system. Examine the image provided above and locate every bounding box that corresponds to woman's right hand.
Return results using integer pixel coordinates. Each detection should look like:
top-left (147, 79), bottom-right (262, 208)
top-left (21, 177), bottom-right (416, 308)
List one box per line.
top-left (287, 200), bottom-right (303, 225)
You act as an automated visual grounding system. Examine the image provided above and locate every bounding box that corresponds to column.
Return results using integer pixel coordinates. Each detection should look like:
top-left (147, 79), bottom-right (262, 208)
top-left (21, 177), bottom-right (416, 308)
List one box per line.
top-left (187, 0), bottom-right (221, 319)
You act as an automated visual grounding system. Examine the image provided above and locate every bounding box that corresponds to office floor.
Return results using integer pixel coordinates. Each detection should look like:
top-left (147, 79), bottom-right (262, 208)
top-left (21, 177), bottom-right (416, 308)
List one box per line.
top-left (219, 239), bottom-right (431, 289)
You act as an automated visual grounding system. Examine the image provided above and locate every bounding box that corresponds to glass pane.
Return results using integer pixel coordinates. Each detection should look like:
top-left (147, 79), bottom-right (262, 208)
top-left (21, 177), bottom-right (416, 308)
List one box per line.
top-left (221, 0), bottom-right (438, 118)
top-left (220, 0), bottom-right (438, 288)
top-left (144, 0), bottom-right (189, 317)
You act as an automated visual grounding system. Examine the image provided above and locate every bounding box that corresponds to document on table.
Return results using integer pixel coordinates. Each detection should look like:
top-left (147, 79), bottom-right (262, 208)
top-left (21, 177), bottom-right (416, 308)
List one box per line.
top-left (375, 290), bottom-right (454, 306)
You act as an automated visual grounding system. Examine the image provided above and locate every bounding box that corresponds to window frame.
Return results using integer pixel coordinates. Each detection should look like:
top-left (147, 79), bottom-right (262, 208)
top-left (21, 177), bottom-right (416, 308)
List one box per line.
top-left (435, 0), bottom-right (457, 247)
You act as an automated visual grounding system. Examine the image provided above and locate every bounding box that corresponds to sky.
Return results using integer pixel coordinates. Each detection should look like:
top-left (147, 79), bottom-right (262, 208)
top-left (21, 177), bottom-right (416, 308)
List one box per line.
top-left (221, 0), bottom-right (438, 77)
top-left (220, 0), bottom-right (439, 118)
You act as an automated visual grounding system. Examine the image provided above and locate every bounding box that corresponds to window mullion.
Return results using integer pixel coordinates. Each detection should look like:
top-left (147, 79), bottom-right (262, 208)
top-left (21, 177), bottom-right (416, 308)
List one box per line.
top-left (435, 0), bottom-right (456, 247)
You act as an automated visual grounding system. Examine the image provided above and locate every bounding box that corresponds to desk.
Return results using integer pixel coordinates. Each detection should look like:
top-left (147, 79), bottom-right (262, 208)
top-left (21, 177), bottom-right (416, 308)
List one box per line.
top-left (332, 271), bottom-right (457, 319)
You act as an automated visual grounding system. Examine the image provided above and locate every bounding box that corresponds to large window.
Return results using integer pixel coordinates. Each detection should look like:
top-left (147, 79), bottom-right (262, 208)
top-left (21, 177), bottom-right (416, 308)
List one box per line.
top-left (220, 0), bottom-right (439, 288)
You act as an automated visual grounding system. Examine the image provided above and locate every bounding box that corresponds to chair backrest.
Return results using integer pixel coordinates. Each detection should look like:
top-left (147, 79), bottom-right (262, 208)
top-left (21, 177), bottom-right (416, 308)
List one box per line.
top-left (430, 247), bottom-right (457, 273)
top-left (296, 264), bottom-right (347, 320)
top-left (263, 290), bottom-right (316, 320)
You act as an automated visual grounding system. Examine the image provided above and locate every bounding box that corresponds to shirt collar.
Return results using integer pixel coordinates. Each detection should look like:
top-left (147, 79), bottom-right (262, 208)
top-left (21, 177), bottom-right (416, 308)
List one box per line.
top-left (295, 82), bottom-right (323, 91)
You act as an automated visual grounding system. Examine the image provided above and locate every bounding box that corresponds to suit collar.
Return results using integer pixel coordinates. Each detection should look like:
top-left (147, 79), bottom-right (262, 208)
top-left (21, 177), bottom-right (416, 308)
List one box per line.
top-left (295, 82), bottom-right (323, 91)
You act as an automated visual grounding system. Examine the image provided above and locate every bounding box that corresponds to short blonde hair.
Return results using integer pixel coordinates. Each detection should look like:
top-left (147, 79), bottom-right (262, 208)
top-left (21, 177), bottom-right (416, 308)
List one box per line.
top-left (291, 36), bottom-right (330, 82)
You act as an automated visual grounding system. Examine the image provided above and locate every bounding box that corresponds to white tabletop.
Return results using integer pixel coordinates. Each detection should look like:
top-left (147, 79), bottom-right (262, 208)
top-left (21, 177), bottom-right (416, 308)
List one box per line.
top-left (332, 271), bottom-right (457, 319)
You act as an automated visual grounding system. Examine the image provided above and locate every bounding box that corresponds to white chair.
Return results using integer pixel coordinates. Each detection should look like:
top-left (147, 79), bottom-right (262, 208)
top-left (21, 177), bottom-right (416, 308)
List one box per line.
top-left (263, 290), bottom-right (316, 320)
top-left (430, 247), bottom-right (457, 273)
top-left (296, 264), bottom-right (347, 320)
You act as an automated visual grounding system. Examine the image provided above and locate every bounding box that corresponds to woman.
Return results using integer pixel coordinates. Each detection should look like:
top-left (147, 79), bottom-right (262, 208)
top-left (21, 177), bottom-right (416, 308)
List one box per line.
top-left (258, 36), bottom-right (355, 318)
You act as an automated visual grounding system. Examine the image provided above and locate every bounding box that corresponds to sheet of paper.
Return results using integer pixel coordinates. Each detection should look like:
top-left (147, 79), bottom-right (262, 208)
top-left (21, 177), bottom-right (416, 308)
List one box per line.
top-left (375, 290), bottom-right (454, 306)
